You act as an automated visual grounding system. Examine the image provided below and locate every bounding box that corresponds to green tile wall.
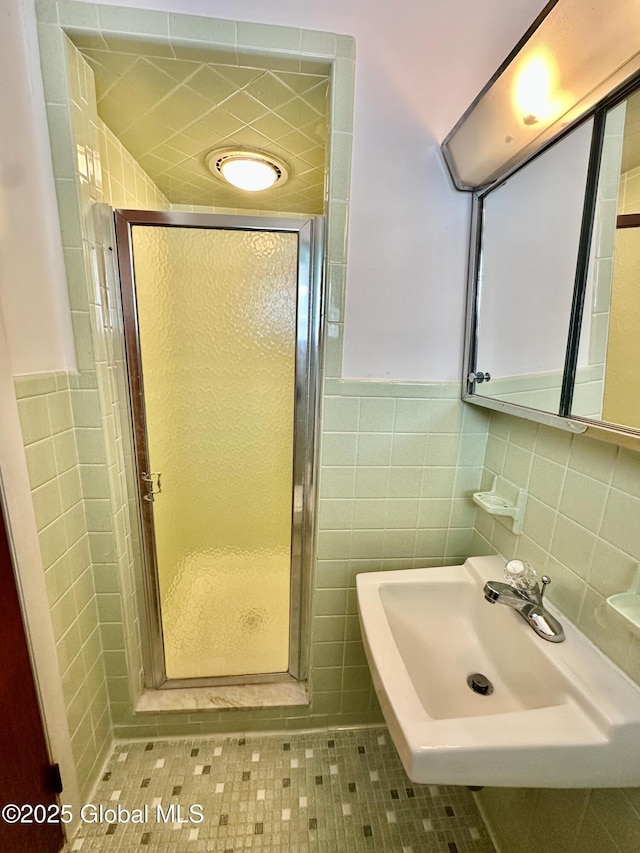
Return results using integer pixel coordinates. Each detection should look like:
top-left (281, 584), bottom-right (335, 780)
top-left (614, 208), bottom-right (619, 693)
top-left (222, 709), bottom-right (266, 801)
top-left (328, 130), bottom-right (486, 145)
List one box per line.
top-left (62, 35), bottom-right (152, 736)
top-left (14, 372), bottom-right (111, 799)
top-left (473, 410), bottom-right (640, 853)
top-left (473, 412), bottom-right (640, 677)
top-left (313, 383), bottom-right (488, 716)
top-left (98, 120), bottom-right (170, 211)
top-left (32, 19), bottom-right (153, 791)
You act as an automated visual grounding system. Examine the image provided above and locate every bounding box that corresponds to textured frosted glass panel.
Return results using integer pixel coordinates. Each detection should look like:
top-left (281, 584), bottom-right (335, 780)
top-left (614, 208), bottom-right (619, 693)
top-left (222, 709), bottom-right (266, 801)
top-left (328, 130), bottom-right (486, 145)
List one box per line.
top-left (131, 226), bottom-right (298, 679)
top-left (603, 228), bottom-right (640, 428)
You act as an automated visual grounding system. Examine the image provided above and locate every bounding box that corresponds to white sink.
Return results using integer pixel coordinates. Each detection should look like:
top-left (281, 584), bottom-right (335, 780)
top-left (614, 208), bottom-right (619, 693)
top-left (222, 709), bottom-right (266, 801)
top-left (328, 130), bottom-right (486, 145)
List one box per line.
top-left (357, 555), bottom-right (640, 787)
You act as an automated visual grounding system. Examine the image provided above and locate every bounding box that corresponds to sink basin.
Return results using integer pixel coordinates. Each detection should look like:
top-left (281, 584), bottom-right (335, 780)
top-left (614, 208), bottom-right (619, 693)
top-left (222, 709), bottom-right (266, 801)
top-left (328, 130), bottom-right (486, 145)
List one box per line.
top-left (357, 555), bottom-right (640, 787)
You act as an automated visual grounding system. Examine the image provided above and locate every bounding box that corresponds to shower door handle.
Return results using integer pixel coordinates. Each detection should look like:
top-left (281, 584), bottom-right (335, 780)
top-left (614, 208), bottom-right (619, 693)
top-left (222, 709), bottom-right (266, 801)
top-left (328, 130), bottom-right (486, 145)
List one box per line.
top-left (141, 471), bottom-right (162, 502)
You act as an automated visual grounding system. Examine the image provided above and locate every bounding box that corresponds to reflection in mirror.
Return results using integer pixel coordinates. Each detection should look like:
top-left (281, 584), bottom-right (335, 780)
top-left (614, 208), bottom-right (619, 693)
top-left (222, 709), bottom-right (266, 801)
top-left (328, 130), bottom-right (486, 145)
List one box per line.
top-left (573, 89), bottom-right (640, 429)
top-left (474, 119), bottom-right (593, 413)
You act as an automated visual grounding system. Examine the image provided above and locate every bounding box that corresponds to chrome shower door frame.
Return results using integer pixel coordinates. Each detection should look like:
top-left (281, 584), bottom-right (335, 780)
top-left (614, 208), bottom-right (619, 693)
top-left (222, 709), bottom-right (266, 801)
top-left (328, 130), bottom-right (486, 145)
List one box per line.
top-left (113, 209), bottom-right (324, 689)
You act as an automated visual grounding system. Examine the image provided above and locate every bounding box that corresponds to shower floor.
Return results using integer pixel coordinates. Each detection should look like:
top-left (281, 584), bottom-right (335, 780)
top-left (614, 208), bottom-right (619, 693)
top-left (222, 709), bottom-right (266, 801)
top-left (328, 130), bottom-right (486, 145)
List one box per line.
top-left (69, 726), bottom-right (496, 852)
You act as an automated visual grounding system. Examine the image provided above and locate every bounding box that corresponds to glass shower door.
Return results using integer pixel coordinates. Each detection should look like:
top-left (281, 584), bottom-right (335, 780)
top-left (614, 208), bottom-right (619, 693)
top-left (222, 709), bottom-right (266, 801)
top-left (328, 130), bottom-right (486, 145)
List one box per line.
top-left (115, 211), bottom-right (321, 685)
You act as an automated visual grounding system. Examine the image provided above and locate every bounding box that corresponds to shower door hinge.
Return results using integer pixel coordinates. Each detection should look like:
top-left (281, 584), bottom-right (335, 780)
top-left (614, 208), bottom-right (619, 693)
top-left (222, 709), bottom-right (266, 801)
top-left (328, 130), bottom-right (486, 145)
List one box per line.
top-left (141, 471), bottom-right (162, 502)
top-left (46, 763), bottom-right (63, 795)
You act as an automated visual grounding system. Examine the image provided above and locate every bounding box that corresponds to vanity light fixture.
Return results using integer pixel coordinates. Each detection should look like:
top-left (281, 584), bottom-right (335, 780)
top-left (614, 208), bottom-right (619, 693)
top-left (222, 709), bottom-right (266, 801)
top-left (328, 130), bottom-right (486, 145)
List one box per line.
top-left (442, 0), bottom-right (640, 189)
top-left (205, 148), bottom-right (288, 192)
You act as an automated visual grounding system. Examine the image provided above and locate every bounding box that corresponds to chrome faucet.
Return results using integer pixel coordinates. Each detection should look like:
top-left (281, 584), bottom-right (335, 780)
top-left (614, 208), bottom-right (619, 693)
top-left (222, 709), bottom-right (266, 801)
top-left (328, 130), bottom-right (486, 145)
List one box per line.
top-left (483, 564), bottom-right (565, 643)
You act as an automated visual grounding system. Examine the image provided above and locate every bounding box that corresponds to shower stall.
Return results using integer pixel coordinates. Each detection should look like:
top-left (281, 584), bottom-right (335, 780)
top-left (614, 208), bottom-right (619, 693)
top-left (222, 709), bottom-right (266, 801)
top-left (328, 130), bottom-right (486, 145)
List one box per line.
top-left (113, 210), bottom-right (323, 688)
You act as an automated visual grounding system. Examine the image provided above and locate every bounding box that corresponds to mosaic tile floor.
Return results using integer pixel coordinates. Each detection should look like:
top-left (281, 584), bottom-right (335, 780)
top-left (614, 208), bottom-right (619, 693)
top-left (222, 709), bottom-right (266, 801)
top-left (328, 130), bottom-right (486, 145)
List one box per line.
top-left (70, 727), bottom-right (496, 852)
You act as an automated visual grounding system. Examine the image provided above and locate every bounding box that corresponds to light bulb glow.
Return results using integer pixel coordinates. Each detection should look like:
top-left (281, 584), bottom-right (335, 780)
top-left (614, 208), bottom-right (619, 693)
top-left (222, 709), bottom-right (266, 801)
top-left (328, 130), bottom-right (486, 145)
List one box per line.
top-left (513, 54), bottom-right (557, 124)
top-left (220, 157), bottom-right (278, 191)
top-left (205, 148), bottom-right (288, 193)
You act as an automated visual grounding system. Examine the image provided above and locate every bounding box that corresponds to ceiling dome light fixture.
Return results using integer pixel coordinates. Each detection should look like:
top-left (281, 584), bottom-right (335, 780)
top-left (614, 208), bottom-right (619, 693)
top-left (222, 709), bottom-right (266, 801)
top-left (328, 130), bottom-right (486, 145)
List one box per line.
top-left (205, 148), bottom-right (288, 192)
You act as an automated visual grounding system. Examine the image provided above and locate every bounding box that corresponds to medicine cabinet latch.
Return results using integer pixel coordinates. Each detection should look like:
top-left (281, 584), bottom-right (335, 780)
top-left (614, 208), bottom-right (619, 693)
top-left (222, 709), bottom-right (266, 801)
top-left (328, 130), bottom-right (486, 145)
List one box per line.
top-left (468, 371), bottom-right (491, 384)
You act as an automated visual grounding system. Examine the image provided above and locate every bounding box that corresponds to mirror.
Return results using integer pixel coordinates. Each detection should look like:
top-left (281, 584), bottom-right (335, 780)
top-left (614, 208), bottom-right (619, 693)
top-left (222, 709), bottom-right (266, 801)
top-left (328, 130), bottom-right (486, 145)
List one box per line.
top-left (572, 89), bottom-right (640, 428)
top-left (474, 119), bottom-right (593, 414)
top-left (465, 74), bottom-right (640, 442)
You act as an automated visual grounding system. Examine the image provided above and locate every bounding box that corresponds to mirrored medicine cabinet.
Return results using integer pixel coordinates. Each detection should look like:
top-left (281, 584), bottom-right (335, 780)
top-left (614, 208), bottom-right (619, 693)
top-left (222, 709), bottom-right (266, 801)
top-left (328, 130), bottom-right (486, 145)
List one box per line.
top-left (460, 71), bottom-right (640, 446)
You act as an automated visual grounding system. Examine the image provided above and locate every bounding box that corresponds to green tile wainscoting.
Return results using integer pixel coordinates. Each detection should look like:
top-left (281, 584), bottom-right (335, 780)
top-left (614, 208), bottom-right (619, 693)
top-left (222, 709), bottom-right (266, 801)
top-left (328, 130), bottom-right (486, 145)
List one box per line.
top-left (14, 371), bottom-right (111, 800)
top-left (473, 410), bottom-right (640, 853)
top-left (16, 380), bottom-right (640, 850)
top-left (474, 412), bottom-right (640, 682)
top-left (314, 382), bottom-right (489, 717)
top-left (14, 370), bottom-right (489, 782)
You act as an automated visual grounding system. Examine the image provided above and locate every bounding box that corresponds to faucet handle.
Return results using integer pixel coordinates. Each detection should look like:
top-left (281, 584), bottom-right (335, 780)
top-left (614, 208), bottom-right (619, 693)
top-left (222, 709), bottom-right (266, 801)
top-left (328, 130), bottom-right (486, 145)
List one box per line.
top-left (505, 559), bottom-right (537, 591)
top-left (540, 575), bottom-right (551, 600)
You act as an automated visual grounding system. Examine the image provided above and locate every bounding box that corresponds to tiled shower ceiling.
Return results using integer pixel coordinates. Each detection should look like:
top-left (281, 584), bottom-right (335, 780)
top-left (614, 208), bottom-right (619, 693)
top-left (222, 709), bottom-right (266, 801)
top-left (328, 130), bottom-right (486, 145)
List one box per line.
top-left (73, 39), bottom-right (328, 213)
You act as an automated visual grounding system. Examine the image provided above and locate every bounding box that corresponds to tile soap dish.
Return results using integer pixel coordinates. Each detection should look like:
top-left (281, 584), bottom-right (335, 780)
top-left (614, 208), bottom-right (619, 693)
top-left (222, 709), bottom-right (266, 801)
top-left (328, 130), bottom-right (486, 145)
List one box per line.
top-left (606, 567), bottom-right (640, 639)
top-left (473, 476), bottom-right (527, 534)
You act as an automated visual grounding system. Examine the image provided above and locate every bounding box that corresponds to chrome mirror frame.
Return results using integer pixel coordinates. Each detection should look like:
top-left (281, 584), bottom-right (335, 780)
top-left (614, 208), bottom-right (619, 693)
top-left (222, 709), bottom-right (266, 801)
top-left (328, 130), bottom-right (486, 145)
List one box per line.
top-left (445, 0), bottom-right (640, 448)
top-left (461, 71), bottom-right (640, 446)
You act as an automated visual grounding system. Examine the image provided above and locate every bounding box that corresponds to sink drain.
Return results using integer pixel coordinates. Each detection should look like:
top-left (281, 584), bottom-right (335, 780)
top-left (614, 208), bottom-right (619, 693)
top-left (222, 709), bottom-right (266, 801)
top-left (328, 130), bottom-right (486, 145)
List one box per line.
top-left (467, 673), bottom-right (494, 695)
